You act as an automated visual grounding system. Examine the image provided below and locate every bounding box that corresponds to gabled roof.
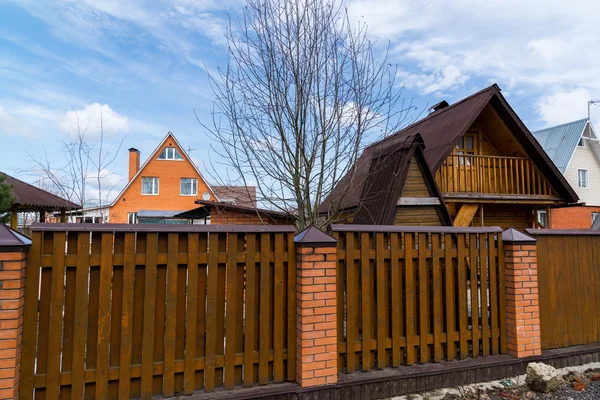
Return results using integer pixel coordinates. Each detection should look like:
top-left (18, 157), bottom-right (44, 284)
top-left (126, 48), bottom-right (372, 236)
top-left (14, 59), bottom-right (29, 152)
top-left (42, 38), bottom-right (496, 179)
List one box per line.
top-left (0, 172), bottom-right (80, 210)
top-left (212, 186), bottom-right (257, 207)
top-left (110, 132), bottom-right (219, 206)
top-left (532, 118), bottom-right (591, 174)
top-left (320, 84), bottom-right (579, 213)
top-left (351, 133), bottom-right (452, 225)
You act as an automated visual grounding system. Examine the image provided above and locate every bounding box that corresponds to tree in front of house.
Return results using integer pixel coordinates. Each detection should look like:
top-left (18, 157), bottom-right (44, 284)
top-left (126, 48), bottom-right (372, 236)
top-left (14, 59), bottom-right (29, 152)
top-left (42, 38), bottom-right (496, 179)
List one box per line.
top-left (202, 0), bottom-right (414, 229)
top-left (0, 174), bottom-right (13, 224)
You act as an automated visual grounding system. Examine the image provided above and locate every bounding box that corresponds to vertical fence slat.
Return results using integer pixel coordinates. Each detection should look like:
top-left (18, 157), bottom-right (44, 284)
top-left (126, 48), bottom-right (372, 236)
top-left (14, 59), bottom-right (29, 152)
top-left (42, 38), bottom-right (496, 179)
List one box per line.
top-left (432, 233), bottom-right (442, 362)
top-left (444, 233), bottom-right (456, 361)
top-left (259, 233), bottom-right (271, 384)
top-left (46, 232), bottom-right (66, 400)
top-left (141, 233), bottom-right (158, 399)
top-left (469, 233), bottom-right (480, 358)
top-left (184, 233), bottom-right (199, 394)
top-left (61, 234), bottom-right (77, 400)
top-left (345, 233), bottom-right (356, 372)
top-left (95, 232), bottom-right (113, 399)
top-left (163, 233), bottom-right (179, 396)
top-left (390, 233), bottom-right (402, 367)
top-left (244, 234), bottom-right (257, 386)
top-left (489, 233), bottom-right (499, 355)
top-left (497, 237), bottom-right (507, 353)
top-left (405, 233), bottom-right (415, 365)
top-left (273, 233), bottom-right (285, 383)
top-left (360, 232), bottom-right (373, 369)
top-left (480, 233), bottom-right (490, 357)
top-left (457, 234), bottom-right (468, 359)
top-left (224, 233), bottom-right (239, 389)
top-left (204, 232), bottom-right (219, 391)
top-left (418, 233), bottom-right (430, 363)
top-left (118, 233), bottom-right (136, 399)
top-left (215, 234), bottom-right (227, 388)
top-left (195, 233), bottom-right (208, 391)
top-left (376, 233), bottom-right (387, 369)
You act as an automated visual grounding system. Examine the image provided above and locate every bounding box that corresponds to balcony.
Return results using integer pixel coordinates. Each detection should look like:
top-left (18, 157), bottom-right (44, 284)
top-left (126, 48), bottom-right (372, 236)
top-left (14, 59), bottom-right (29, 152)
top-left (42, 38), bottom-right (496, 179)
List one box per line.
top-left (435, 154), bottom-right (556, 199)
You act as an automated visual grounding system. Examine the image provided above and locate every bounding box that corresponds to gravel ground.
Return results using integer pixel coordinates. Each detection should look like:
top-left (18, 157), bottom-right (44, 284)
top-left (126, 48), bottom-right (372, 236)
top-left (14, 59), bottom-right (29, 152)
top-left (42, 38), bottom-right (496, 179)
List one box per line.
top-left (390, 362), bottom-right (600, 400)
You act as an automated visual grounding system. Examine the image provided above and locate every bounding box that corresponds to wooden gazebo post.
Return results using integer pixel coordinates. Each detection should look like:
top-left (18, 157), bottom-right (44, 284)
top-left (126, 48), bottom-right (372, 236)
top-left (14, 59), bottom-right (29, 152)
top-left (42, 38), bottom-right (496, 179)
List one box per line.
top-left (10, 206), bottom-right (17, 230)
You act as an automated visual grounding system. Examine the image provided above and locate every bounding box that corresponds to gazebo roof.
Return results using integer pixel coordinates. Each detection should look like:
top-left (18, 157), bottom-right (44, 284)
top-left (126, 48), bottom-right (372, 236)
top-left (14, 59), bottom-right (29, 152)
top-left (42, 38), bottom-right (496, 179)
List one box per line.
top-left (1, 172), bottom-right (80, 211)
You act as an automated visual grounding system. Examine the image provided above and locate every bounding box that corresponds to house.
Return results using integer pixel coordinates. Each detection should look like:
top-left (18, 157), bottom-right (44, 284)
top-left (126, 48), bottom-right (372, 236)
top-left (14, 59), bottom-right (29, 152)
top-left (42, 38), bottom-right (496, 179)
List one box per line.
top-left (0, 172), bottom-right (80, 230)
top-left (321, 84), bottom-right (579, 230)
top-left (532, 119), bottom-right (600, 228)
top-left (106, 132), bottom-right (285, 225)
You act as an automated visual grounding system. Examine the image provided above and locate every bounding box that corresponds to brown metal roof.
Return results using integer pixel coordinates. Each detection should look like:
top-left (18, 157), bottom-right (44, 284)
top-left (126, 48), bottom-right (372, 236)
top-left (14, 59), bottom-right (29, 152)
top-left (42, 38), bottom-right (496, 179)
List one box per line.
top-left (0, 224), bottom-right (31, 249)
top-left (1, 172), bottom-right (80, 210)
top-left (320, 84), bottom-right (578, 214)
top-left (212, 186), bottom-right (257, 207)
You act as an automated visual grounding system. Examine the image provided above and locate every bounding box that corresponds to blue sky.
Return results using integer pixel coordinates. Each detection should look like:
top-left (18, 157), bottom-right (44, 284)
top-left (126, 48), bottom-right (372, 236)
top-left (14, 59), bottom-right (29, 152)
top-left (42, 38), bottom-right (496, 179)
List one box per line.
top-left (1, 0), bottom-right (599, 204)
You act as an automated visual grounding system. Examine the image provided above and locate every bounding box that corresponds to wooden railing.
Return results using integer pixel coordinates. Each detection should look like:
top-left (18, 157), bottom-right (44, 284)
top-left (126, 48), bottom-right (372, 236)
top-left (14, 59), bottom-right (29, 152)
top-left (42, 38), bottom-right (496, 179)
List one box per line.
top-left (331, 225), bottom-right (507, 373)
top-left (20, 224), bottom-right (297, 399)
top-left (436, 154), bottom-right (554, 196)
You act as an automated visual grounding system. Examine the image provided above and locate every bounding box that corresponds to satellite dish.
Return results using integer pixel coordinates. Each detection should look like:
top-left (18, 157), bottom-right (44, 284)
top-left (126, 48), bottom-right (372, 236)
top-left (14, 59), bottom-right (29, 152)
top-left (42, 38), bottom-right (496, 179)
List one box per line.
top-left (202, 192), bottom-right (210, 201)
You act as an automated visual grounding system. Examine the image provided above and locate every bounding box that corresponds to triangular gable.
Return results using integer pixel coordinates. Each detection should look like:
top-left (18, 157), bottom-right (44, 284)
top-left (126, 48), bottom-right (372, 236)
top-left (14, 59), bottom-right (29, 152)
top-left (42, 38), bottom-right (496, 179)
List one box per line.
top-left (353, 134), bottom-right (451, 225)
top-left (110, 132), bottom-right (218, 206)
top-left (532, 118), bottom-right (588, 174)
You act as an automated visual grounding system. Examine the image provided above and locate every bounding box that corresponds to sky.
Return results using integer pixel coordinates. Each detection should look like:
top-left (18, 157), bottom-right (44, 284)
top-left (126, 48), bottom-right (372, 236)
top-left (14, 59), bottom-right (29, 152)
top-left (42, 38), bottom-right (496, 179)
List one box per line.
top-left (1, 0), bottom-right (599, 205)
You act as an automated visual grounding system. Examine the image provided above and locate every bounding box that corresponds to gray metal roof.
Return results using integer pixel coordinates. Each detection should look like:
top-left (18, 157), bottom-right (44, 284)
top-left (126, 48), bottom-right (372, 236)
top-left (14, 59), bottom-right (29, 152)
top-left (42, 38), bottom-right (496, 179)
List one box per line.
top-left (532, 119), bottom-right (588, 174)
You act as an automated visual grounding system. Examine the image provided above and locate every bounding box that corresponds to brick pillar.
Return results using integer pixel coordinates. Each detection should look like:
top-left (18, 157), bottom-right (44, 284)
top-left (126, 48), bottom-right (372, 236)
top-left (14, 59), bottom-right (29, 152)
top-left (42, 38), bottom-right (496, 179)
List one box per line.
top-left (502, 228), bottom-right (541, 358)
top-left (294, 226), bottom-right (338, 388)
top-left (0, 227), bottom-right (29, 400)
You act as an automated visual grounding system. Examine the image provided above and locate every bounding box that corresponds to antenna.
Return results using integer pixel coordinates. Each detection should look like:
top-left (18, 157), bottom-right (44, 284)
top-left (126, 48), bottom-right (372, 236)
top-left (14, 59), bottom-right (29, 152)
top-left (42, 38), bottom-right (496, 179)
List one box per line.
top-left (588, 100), bottom-right (600, 121)
top-left (186, 146), bottom-right (197, 156)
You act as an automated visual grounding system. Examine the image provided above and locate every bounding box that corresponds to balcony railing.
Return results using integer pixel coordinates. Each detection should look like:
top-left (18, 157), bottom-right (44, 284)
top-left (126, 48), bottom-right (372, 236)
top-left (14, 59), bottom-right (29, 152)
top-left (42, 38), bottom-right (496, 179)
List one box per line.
top-left (436, 154), bottom-right (554, 196)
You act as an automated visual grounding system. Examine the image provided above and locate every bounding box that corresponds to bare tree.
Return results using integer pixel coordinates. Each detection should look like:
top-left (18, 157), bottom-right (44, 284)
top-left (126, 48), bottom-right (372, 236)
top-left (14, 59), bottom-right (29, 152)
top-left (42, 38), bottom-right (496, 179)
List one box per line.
top-left (201, 0), bottom-right (415, 229)
top-left (28, 103), bottom-right (126, 220)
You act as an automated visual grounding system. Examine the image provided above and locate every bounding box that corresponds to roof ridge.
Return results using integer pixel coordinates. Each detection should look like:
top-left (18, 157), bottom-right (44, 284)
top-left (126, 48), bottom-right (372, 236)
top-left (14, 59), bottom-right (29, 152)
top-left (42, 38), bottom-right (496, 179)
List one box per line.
top-left (533, 118), bottom-right (588, 134)
top-left (367, 84), bottom-right (498, 150)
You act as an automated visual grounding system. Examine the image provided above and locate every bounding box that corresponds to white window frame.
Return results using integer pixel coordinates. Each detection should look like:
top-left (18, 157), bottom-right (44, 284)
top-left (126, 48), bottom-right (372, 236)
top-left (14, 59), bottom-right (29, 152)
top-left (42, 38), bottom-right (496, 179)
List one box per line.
top-left (128, 212), bottom-right (137, 224)
top-left (141, 177), bottom-right (159, 195)
top-left (180, 178), bottom-right (198, 196)
top-left (157, 147), bottom-right (183, 161)
top-left (578, 169), bottom-right (589, 189)
top-left (537, 209), bottom-right (548, 228)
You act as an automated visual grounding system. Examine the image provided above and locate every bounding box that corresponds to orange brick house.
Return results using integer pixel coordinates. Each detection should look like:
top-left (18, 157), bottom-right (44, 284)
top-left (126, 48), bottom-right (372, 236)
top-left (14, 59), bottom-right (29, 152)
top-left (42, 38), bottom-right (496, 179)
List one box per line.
top-left (106, 132), bottom-right (292, 225)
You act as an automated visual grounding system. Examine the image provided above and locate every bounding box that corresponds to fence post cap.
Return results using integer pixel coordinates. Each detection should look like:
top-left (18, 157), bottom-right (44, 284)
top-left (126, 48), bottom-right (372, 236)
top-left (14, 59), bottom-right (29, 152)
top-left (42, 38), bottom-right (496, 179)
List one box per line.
top-left (294, 226), bottom-right (337, 248)
top-left (502, 228), bottom-right (536, 244)
top-left (0, 225), bottom-right (31, 252)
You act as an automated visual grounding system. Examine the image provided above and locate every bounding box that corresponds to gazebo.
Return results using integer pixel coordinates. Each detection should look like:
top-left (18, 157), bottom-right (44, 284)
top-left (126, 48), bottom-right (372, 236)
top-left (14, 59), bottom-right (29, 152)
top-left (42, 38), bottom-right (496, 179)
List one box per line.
top-left (1, 172), bottom-right (80, 230)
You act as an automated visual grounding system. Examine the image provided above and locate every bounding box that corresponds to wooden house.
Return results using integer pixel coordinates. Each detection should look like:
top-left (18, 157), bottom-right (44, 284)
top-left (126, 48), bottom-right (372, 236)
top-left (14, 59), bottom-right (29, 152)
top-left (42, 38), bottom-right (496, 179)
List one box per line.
top-left (321, 84), bottom-right (579, 229)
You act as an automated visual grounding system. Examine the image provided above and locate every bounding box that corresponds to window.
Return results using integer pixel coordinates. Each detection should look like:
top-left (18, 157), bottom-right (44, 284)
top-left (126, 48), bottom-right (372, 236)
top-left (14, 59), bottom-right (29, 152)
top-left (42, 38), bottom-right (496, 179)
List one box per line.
top-left (537, 210), bottom-right (548, 228)
top-left (142, 177), bottom-right (159, 195)
top-left (593, 212), bottom-right (599, 224)
top-left (128, 212), bottom-right (137, 224)
top-left (455, 133), bottom-right (477, 165)
top-left (180, 178), bottom-right (198, 196)
top-left (157, 147), bottom-right (183, 160)
top-left (578, 169), bottom-right (589, 188)
top-left (578, 138), bottom-right (585, 147)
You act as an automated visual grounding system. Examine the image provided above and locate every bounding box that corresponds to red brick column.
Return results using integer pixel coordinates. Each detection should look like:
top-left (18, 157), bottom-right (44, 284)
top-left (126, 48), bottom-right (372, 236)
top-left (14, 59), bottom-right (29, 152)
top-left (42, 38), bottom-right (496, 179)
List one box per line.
top-left (0, 248), bottom-right (27, 399)
top-left (294, 227), bottom-right (337, 388)
top-left (502, 228), bottom-right (541, 358)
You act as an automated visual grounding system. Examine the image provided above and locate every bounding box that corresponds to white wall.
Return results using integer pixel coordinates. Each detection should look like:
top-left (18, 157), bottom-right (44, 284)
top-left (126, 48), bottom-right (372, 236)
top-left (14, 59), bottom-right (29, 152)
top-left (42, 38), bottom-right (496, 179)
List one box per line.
top-left (565, 139), bottom-right (600, 206)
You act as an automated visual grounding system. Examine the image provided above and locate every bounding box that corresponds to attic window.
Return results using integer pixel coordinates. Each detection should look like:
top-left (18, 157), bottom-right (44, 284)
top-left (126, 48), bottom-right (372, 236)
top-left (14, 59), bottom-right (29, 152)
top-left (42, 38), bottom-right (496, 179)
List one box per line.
top-left (578, 138), bottom-right (585, 147)
top-left (158, 147), bottom-right (183, 160)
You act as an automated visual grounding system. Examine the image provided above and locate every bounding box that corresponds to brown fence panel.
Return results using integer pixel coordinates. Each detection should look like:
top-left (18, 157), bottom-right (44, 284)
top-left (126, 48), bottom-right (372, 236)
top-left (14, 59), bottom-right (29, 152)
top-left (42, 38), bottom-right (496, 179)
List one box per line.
top-left (527, 230), bottom-right (600, 350)
top-left (331, 225), bottom-right (507, 373)
top-left (20, 224), bottom-right (296, 400)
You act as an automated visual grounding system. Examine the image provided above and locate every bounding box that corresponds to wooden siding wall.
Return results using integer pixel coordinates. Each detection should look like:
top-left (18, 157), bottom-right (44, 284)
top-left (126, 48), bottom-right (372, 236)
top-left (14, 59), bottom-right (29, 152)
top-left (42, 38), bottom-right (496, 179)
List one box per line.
top-left (401, 157), bottom-right (430, 197)
top-left (532, 232), bottom-right (600, 350)
top-left (394, 207), bottom-right (442, 226)
top-left (470, 204), bottom-right (533, 231)
top-left (20, 228), bottom-right (297, 399)
top-left (332, 228), bottom-right (507, 373)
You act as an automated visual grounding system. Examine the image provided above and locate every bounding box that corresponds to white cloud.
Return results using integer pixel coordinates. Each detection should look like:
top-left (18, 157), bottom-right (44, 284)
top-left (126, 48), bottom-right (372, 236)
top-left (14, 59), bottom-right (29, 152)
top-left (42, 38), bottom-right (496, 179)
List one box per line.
top-left (60, 103), bottom-right (129, 138)
top-left (536, 88), bottom-right (594, 127)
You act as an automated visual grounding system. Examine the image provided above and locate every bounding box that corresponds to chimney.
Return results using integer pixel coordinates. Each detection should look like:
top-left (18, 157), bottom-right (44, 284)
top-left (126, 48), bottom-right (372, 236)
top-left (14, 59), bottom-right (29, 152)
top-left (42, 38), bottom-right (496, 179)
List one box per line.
top-left (128, 148), bottom-right (140, 182)
top-left (430, 100), bottom-right (449, 113)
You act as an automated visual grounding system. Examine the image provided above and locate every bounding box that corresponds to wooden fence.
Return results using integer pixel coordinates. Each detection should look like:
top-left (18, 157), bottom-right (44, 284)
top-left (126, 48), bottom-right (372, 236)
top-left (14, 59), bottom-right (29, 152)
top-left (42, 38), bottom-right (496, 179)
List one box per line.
top-left (331, 225), bottom-right (507, 373)
top-left (527, 230), bottom-right (600, 350)
top-left (20, 224), bottom-right (297, 400)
